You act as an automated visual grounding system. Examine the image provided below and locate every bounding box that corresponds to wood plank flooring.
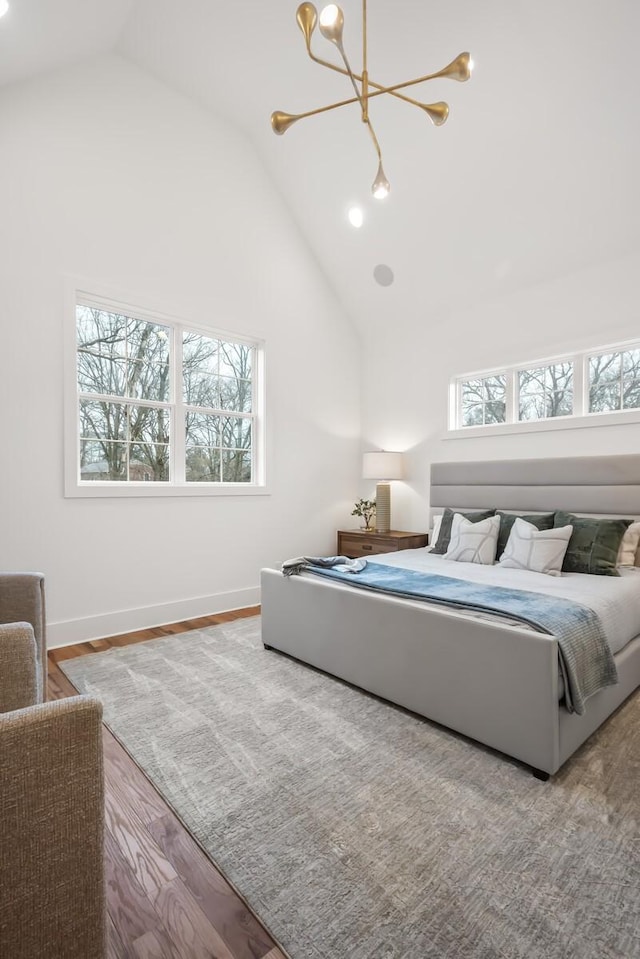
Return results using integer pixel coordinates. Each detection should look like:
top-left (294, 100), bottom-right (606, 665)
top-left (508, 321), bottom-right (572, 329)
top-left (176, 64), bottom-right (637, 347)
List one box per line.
top-left (48, 608), bottom-right (288, 959)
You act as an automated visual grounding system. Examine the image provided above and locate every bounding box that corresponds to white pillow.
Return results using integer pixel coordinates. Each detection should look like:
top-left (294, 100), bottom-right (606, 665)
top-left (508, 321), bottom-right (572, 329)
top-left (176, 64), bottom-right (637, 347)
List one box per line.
top-left (617, 521), bottom-right (640, 567)
top-left (499, 517), bottom-right (573, 576)
top-left (444, 512), bottom-right (500, 565)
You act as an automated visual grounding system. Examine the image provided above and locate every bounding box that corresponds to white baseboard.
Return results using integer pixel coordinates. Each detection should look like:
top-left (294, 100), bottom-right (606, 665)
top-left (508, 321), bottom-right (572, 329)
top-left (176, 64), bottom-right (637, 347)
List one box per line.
top-left (47, 586), bottom-right (261, 649)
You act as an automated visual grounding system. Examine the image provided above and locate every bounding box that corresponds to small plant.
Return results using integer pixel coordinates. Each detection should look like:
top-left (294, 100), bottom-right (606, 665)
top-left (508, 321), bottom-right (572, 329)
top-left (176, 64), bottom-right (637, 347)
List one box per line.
top-left (351, 498), bottom-right (376, 531)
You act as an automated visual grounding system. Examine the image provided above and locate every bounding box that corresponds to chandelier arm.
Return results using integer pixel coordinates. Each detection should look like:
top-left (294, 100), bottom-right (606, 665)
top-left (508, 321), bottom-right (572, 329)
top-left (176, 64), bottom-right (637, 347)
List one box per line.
top-left (274, 94), bottom-right (367, 128)
top-left (272, 82), bottom-right (448, 138)
top-left (365, 117), bottom-right (382, 161)
top-left (305, 49), bottom-right (443, 113)
top-left (367, 60), bottom-right (472, 97)
top-left (336, 42), bottom-right (382, 161)
top-left (334, 44), bottom-right (364, 118)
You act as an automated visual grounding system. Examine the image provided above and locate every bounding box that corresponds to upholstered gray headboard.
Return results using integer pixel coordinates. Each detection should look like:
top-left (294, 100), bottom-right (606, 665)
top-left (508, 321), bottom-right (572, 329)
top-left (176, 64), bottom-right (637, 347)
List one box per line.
top-left (431, 455), bottom-right (640, 515)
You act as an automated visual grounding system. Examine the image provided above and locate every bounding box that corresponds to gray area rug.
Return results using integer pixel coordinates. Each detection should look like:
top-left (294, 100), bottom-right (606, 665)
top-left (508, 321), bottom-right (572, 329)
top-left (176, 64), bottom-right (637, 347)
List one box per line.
top-left (62, 617), bottom-right (640, 959)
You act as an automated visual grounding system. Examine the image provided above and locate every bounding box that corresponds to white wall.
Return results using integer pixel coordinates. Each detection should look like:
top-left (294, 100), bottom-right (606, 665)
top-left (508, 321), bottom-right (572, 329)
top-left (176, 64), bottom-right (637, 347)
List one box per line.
top-left (362, 250), bottom-right (640, 532)
top-left (0, 55), bottom-right (361, 645)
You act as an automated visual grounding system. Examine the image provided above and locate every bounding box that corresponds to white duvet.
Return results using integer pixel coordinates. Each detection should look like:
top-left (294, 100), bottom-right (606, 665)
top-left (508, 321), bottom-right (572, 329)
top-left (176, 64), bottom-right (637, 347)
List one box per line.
top-left (368, 548), bottom-right (640, 655)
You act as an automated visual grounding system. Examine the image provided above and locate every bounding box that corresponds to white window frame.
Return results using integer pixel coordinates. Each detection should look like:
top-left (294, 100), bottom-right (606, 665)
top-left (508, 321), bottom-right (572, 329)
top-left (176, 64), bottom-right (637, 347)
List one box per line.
top-left (587, 345), bottom-right (640, 415)
top-left (457, 372), bottom-right (508, 427)
top-left (515, 360), bottom-right (576, 424)
top-left (448, 337), bottom-right (640, 438)
top-left (64, 283), bottom-right (268, 497)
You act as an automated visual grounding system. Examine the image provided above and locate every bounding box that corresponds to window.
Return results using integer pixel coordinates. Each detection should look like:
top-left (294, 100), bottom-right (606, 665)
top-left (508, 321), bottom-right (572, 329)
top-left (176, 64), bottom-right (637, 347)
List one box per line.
top-left (183, 331), bottom-right (254, 483)
top-left (460, 375), bottom-right (506, 426)
top-left (451, 338), bottom-right (640, 432)
top-left (77, 306), bottom-right (171, 483)
top-left (588, 349), bottom-right (640, 413)
top-left (518, 362), bottom-right (573, 421)
top-left (70, 294), bottom-right (264, 495)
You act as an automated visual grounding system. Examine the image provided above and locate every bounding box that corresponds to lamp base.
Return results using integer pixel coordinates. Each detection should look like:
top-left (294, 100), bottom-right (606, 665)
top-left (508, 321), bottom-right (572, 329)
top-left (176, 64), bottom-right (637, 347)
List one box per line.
top-left (375, 482), bottom-right (391, 533)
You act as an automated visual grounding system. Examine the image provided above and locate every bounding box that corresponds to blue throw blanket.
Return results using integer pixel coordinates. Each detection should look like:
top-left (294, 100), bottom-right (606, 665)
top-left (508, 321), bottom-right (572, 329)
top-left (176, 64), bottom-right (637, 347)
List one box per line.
top-left (291, 559), bottom-right (618, 715)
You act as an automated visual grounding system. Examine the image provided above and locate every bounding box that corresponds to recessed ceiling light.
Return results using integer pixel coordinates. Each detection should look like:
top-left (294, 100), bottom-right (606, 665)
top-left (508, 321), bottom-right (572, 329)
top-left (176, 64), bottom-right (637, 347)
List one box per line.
top-left (0, 1), bottom-right (9, 19)
top-left (347, 206), bottom-right (364, 228)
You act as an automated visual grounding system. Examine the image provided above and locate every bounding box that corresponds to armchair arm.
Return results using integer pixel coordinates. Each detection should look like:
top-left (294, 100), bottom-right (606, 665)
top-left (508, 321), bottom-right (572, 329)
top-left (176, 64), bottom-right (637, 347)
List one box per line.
top-left (0, 696), bottom-right (105, 959)
top-left (0, 622), bottom-right (41, 712)
top-left (0, 573), bottom-right (46, 700)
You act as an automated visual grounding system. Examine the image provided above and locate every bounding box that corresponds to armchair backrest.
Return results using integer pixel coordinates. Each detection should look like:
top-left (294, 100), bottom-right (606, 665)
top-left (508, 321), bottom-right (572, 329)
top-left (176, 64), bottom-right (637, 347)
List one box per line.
top-left (0, 622), bottom-right (41, 712)
top-left (0, 697), bottom-right (106, 959)
top-left (0, 574), bottom-right (106, 958)
top-left (0, 573), bottom-right (46, 701)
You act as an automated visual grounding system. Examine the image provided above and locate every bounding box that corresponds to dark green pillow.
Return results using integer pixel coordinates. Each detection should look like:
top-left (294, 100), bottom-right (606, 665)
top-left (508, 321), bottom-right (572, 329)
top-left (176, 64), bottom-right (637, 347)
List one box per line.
top-left (554, 511), bottom-right (632, 576)
top-left (496, 512), bottom-right (555, 559)
top-left (431, 508), bottom-right (496, 555)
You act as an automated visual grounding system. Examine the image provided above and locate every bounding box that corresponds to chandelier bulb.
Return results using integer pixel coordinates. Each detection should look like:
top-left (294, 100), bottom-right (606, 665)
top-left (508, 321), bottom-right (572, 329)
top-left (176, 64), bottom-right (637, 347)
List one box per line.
top-left (420, 101), bottom-right (449, 126)
top-left (319, 4), bottom-right (345, 45)
top-left (319, 4), bottom-right (340, 27)
top-left (437, 51), bottom-right (473, 82)
top-left (271, 111), bottom-right (301, 135)
top-left (372, 162), bottom-right (390, 200)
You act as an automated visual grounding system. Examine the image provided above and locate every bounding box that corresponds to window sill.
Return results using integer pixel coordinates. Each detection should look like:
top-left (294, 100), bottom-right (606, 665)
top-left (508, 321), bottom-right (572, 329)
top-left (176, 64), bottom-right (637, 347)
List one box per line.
top-left (65, 483), bottom-right (271, 499)
top-left (446, 408), bottom-right (640, 439)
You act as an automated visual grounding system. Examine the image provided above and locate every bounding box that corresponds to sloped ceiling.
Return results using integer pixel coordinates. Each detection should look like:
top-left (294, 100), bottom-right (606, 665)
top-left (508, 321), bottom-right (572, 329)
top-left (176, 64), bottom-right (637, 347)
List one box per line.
top-left (0, 0), bottom-right (134, 85)
top-left (2, 1), bottom-right (639, 335)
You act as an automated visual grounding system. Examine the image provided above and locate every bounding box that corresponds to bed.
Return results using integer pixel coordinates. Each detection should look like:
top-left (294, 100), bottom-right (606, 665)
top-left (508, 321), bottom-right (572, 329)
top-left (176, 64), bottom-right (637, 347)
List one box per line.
top-left (260, 454), bottom-right (640, 776)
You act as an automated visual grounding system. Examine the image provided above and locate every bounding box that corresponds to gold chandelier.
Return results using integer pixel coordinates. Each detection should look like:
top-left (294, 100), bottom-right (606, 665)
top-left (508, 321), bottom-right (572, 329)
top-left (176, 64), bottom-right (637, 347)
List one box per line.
top-left (271, 2), bottom-right (472, 199)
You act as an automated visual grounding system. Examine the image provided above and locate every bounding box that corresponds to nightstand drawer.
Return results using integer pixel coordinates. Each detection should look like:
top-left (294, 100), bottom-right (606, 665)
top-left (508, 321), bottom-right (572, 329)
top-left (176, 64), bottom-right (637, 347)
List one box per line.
top-left (337, 530), bottom-right (428, 559)
top-left (339, 535), bottom-right (399, 558)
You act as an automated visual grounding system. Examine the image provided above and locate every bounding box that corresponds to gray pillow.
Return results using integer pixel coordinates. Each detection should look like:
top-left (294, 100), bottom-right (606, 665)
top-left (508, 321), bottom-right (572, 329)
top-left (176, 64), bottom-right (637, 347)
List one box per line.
top-left (554, 511), bottom-right (632, 576)
top-left (496, 511), bottom-right (555, 560)
top-left (431, 508), bottom-right (496, 555)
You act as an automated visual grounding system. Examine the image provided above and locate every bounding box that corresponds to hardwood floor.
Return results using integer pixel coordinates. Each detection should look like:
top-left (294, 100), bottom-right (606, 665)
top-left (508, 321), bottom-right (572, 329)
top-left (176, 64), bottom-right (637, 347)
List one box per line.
top-left (48, 608), bottom-right (288, 959)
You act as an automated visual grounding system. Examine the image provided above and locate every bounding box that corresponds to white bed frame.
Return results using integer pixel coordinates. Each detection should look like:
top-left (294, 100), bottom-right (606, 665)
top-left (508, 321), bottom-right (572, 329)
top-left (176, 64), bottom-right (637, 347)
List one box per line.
top-left (260, 455), bottom-right (640, 776)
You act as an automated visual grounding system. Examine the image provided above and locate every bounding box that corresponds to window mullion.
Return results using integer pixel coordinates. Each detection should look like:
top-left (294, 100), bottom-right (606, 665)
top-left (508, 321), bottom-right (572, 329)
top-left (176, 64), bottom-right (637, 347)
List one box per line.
top-left (78, 392), bottom-right (168, 410)
top-left (573, 355), bottom-right (585, 416)
top-left (506, 372), bottom-right (516, 424)
top-left (250, 410), bottom-right (257, 485)
top-left (173, 327), bottom-right (186, 484)
top-left (619, 362), bottom-right (624, 411)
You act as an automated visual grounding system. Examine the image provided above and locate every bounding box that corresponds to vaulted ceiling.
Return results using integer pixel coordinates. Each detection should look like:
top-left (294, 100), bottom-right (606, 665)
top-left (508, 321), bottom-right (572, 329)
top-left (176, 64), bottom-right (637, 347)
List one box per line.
top-left (1, 0), bottom-right (639, 336)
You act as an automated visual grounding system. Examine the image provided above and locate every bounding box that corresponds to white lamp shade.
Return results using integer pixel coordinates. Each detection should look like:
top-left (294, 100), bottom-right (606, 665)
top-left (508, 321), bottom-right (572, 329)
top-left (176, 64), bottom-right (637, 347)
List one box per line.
top-left (362, 451), bottom-right (404, 480)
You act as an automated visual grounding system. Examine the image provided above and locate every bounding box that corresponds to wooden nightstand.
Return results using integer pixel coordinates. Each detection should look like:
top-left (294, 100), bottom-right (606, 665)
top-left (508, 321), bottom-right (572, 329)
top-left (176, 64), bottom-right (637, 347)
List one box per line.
top-left (337, 529), bottom-right (429, 559)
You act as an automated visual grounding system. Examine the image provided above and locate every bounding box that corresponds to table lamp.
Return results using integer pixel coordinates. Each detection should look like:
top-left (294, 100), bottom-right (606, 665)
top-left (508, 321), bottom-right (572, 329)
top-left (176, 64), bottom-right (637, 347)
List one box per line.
top-left (362, 451), bottom-right (404, 533)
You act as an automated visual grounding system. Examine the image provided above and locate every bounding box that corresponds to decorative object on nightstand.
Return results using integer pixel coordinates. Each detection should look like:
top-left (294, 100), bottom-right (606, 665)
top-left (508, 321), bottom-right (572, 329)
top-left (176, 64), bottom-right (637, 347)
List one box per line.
top-left (362, 450), bottom-right (404, 533)
top-left (337, 529), bottom-right (428, 559)
top-left (351, 498), bottom-right (376, 531)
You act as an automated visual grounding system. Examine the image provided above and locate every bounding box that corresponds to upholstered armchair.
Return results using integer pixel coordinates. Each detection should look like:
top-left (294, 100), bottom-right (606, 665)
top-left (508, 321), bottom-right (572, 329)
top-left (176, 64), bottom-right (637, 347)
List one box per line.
top-left (0, 573), bottom-right (106, 959)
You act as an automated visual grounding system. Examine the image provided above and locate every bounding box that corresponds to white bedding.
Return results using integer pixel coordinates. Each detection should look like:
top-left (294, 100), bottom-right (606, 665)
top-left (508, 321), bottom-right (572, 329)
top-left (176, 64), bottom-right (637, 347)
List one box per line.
top-left (367, 549), bottom-right (640, 656)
